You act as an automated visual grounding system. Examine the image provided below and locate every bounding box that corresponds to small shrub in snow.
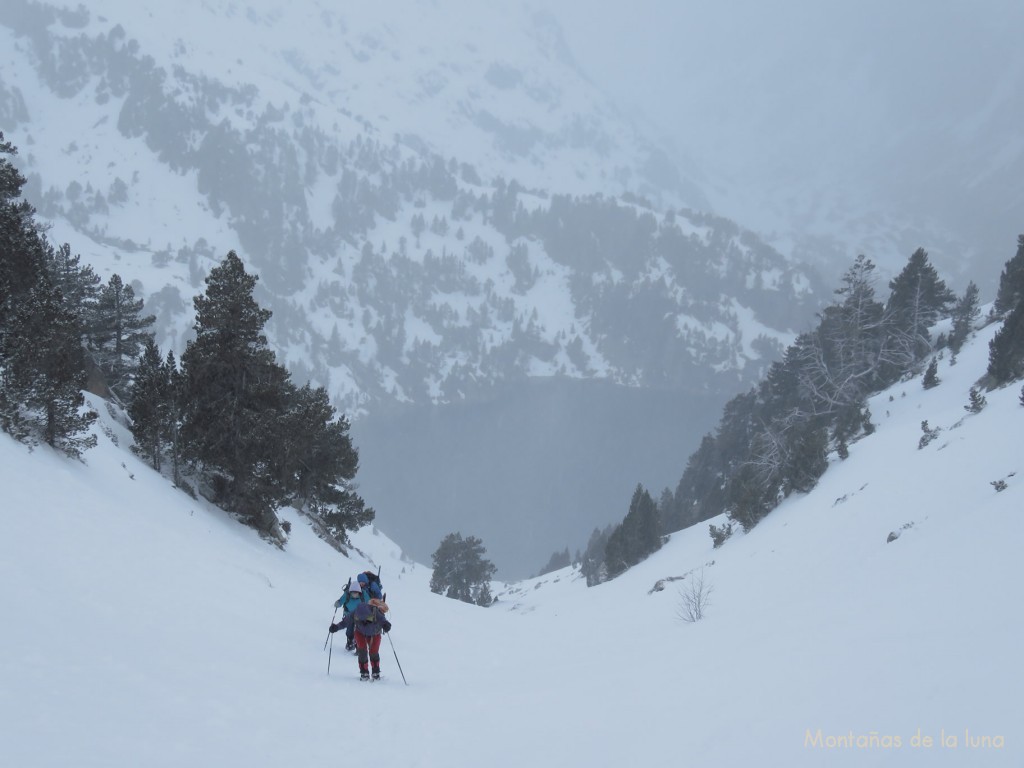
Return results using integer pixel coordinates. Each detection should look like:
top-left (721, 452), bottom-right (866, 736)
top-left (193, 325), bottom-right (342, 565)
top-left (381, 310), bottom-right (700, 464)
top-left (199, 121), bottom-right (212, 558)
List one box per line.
top-left (965, 387), bottom-right (987, 414)
top-left (676, 570), bottom-right (713, 623)
top-left (918, 420), bottom-right (941, 450)
top-left (709, 522), bottom-right (733, 548)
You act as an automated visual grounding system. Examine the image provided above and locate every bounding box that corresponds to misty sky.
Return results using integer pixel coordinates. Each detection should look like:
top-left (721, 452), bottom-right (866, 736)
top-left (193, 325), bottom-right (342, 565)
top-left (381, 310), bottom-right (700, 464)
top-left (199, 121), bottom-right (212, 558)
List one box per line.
top-left (550, 1), bottom-right (1020, 172)
top-left (546, 1), bottom-right (1024, 280)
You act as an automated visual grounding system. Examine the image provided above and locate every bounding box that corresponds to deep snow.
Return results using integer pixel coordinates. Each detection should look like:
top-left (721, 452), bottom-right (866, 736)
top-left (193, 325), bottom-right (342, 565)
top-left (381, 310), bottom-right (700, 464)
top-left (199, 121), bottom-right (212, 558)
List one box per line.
top-left (1, 320), bottom-right (1021, 767)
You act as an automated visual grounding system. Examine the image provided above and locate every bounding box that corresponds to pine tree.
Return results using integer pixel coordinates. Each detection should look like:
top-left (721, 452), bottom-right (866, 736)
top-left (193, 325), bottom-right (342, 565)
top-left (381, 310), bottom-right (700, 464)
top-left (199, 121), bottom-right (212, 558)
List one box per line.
top-left (2, 283), bottom-right (97, 456)
top-left (885, 247), bottom-right (955, 364)
top-left (579, 525), bottom-right (613, 587)
top-left (918, 420), bottom-right (941, 449)
top-left (725, 463), bottom-right (774, 532)
top-left (708, 522), bottom-right (733, 548)
top-left (93, 274), bottom-right (155, 401)
top-left (994, 235), bottom-right (1024, 316)
top-left (922, 357), bottom-right (940, 389)
top-left (128, 337), bottom-right (168, 470)
top-left (43, 243), bottom-right (102, 355)
top-left (163, 350), bottom-right (186, 488)
top-left (537, 547), bottom-right (571, 577)
top-left (797, 255), bottom-right (891, 414)
top-left (782, 420), bottom-right (829, 493)
top-left (179, 251), bottom-right (292, 535)
top-left (0, 135), bottom-right (48, 330)
top-left (0, 136), bottom-right (96, 454)
top-left (987, 294), bottom-right (1024, 385)
top-left (949, 281), bottom-right (980, 354)
top-left (277, 383), bottom-right (373, 544)
top-left (604, 485), bottom-right (662, 579)
top-left (0, 134), bottom-right (51, 432)
top-left (965, 387), bottom-right (987, 414)
top-left (429, 533), bottom-right (497, 606)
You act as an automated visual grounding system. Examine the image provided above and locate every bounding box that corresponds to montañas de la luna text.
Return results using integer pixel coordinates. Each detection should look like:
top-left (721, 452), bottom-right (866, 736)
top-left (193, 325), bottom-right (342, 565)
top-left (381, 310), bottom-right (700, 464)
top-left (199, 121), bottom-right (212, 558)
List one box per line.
top-left (805, 728), bottom-right (1005, 750)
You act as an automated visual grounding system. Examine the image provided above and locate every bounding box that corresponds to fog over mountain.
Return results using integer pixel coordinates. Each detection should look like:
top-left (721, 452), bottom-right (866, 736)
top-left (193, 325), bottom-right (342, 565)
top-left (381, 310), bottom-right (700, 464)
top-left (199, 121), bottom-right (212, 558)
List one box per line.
top-left (551, 0), bottom-right (1024, 290)
top-left (2, 0), bottom-right (1020, 576)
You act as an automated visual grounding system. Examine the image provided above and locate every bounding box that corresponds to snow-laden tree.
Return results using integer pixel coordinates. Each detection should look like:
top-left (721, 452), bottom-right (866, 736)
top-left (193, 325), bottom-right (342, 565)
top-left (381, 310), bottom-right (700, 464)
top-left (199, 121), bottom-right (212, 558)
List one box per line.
top-left (430, 533), bottom-right (496, 606)
top-left (92, 274), bottom-right (155, 402)
top-left (179, 251), bottom-right (292, 536)
top-left (885, 248), bottom-right (955, 363)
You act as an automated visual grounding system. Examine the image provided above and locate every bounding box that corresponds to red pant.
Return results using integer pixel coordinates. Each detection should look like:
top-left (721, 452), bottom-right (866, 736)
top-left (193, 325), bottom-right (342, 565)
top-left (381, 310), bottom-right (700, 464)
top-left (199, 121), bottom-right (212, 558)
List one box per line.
top-left (355, 630), bottom-right (382, 673)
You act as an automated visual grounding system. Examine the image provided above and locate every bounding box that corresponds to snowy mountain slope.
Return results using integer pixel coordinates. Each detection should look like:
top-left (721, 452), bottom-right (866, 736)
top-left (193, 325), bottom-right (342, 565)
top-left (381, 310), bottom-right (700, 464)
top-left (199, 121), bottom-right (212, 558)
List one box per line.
top-left (2, 316), bottom-right (1021, 766)
top-left (6, 0), bottom-right (691, 204)
top-left (0, 0), bottom-right (837, 574)
top-left (0, 0), bottom-right (816, 415)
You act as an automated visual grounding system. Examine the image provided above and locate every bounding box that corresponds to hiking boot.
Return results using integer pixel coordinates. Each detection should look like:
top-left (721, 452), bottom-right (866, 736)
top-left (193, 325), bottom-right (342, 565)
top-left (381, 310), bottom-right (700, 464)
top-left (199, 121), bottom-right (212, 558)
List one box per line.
top-left (360, 671), bottom-right (370, 681)
top-left (371, 670), bottom-right (381, 681)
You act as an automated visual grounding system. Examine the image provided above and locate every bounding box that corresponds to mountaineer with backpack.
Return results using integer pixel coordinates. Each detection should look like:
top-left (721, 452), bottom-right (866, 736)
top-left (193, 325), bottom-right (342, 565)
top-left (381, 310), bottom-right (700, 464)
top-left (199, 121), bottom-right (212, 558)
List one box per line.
top-left (356, 570), bottom-right (384, 600)
top-left (334, 577), bottom-right (368, 652)
top-left (330, 598), bottom-right (391, 680)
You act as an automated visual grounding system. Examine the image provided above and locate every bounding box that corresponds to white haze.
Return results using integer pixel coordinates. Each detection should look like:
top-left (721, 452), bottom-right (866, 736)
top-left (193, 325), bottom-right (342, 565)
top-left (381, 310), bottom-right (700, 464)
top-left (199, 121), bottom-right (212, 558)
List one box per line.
top-left (550, 0), bottom-right (1024, 288)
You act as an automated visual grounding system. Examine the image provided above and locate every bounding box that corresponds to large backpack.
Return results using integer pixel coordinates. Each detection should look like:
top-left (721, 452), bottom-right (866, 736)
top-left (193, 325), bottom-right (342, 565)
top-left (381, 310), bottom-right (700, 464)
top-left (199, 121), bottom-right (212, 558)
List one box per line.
top-left (360, 570), bottom-right (384, 598)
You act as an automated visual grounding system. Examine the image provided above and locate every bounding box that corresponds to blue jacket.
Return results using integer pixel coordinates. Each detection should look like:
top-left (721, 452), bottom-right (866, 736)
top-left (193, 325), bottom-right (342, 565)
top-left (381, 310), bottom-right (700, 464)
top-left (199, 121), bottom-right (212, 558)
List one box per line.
top-left (335, 589), bottom-right (367, 614)
top-left (341, 602), bottom-right (391, 637)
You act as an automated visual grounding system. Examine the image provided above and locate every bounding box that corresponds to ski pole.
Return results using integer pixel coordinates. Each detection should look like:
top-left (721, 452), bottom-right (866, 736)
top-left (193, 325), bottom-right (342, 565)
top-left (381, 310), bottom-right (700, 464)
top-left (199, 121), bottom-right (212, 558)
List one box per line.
top-left (325, 604), bottom-right (338, 676)
top-left (386, 631), bottom-right (408, 686)
top-left (324, 607), bottom-right (338, 650)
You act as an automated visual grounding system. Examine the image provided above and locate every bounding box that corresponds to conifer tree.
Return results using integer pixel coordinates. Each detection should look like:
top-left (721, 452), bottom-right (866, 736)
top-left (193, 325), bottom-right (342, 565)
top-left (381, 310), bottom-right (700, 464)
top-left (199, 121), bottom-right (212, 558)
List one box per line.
top-left (128, 337), bottom-right (168, 470)
top-left (797, 255), bottom-right (891, 414)
top-left (1, 134), bottom-right (51, 432)
top-left (885, 247), bottom-right (955, 365)
top-left (965, 387), bottom-right (988, 414)
top-left (44, 243), bottom-right (101, 329)
top-left (986, 295), bottom-right (1024, 385)
top-left (782, 419), bottom-right (829, 493)
top-left (93, 274), bottom-right (155, 401)
top-left (277, 383), bottom-right (373, 544)
top-left (579, 525), bottom-right (613, 586)
top-left (994, 235), bottom-right (1024, 317)
top-left (922, 357), bottom-right (940, 389)
top-left (725, 463), bottom-right (774, 532)
top-left (0, 134), bottom-right (48, 333)
top-left (537, 547), bottom-right (571, 576)
top-left (179, 251), bottom-right (291, 535)
top-left (604, 485), bottom-right (662, 579)
top-left (949, 281), bottom-right (980, 354)
top-left (163, 350), bottom-right (186, 488)
top-left (430, 533), bottom-right (497, 606)
top-left (3, 282), bottom-right (97, 456)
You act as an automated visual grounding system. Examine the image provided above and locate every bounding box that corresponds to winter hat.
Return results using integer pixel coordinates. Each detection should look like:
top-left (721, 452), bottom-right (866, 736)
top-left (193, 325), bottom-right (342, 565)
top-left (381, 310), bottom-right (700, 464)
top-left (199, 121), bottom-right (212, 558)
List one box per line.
top-left (357, 573), bottom-right (369, 585)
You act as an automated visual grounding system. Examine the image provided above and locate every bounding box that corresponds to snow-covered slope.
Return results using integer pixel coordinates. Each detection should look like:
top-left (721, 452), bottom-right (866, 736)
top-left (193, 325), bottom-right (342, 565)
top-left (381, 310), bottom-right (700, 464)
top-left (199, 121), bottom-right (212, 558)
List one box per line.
top-left (2, 316), bottom-right (1021, 766)
top-left (0, 0), bottom-right (814, 405)
top-left (3, 0), bottom-right (692, 206)
top-left (1, 0), bottom-right (834, 574)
